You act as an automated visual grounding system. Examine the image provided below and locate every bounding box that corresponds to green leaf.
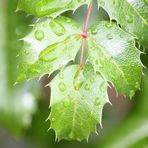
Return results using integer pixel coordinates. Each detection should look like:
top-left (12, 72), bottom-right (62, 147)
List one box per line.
top-left (88, 21), bottom-right (143, 97)
top-left (17, 16), bottom-right (82, 83)
top-left (97, 0), bottom-right (148, 47)
top-left (48, 64), bottom-right (109, 141)
top-left (17, 0), bottom-right (90, 18)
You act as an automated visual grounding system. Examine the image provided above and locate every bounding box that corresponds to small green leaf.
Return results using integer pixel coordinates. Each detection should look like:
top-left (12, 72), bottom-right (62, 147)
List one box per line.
top-left (17, 16), bottom-right (82, 83)
top-left (17, 0), bottom-right (90, 18)
top-left (49, 64), bottom-right (109, 141)
top-left (88, 21), bottom-right (143, 96)
top-left (97, 0), bottom-right (148, 47)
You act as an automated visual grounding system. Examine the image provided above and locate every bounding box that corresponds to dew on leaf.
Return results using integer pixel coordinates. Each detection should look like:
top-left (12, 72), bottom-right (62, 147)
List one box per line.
top-left (90, 78), bottom-right (95, 83)
top-left (106, 33), bottom-right (113, 40)
top-left (49, 21), bottom-right (66, 36)
top-left (126, 15), bottom-right (133, 23)
top-left (100, 82), bottom-right (105, 91)
top-left (58, 82), bottom-right (66, 92)
top-left (105, 22), bottom-right (113, 28)
top-left (95, 60), bottom-right (103, 68)
top-left (59, 73), bottom-right (64, 79)
top-left (94, 97), bottom-right (100, 106)
top-left (63, 99), bottom-right (70, 107)
top-left (66, 18), bottom-right (72, 23)
top-left (34, 30), bottom-right (44, 41)
top-left (84, 83), bottom-right (90, 91)
top-left (51, 118), bottom-right (55, 122)
top-left (135, 82), bottom-right (140, 89)
top-left (91, 27), bottom-right (98, 35)
top-left (74, 83), bottom-right (81, 91)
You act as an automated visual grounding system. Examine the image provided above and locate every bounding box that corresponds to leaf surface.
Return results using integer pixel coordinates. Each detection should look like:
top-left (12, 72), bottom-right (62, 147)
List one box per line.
top-left (49, 64), bottom-right (109, 141)
top-left (88, 21), bottom-right (143, 96)
top-left (17, 16), bottom-right (82, 83)
top-left (97, 0), bottom-right (148, 47)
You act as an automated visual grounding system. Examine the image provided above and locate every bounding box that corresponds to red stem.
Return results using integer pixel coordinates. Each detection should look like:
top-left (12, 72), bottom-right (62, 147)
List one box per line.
top-left (80, 1), bottom-right (93, 69)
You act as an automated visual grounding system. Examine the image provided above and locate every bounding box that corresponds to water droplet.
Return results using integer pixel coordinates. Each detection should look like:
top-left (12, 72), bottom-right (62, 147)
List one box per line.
top-left (129, 90), bottom-right (135, 97)
top-left (63, 99), bottom-right (70, 107)
top-left (81, 95), bottom-right (85, 100)
top-left (49, 21), bottom-right (66, 36)
top-left (59, 73), bottom-right (64, 79)
top-left (111, 74), bottom-right (115, 80)
top-left (105, 22), bottom-right (113, 28)
top-left (135, 82), bottom-right (140, 89)
top-left (58, 82), bottom-right (66, 92)
top-left (72, 24), bottom-right (78, 29)
top-left (120, 33), bottom-right (124, 38)
top-left (94, 97), bottom-right (100, 106)
top-left (106, 33), bottom-right (113, 40)
top-left (100, 1), bottom-right (105, 6)
top-left (91, 47), bottom-right (96, 50)
top-left (91, 27), bottom-right (98, 35)
top-left (91, 78), bottom-right (95, 83)
top-left (34, 30), bottom-right (44, 41)
top-left (95, 60), bottom-right (103, 68)
top-left (100, 82), bottom-right (105, 91)
top-left (74, 83), bottom-right (81, 91)
top-left (126, 15), bottom-right (133, 23)
top-left (51, 118), bottom-right (55, 122)
top-left (84, 83), bottom-right (90, 91)
top-left (66, 18), bottom-right (72, 23)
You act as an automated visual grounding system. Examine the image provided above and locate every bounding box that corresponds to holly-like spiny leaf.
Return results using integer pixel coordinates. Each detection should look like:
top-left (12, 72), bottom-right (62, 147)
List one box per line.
top-left (97, 0), bottom-right (148, 47)
top-left (17, 0), bottom-right (90, 18)
top-left (17, 16), bottom-right (144, 140)
top-left (48, 64), bottom-right (109, 141)
top-left (87, 21), bottom-right (143, 97)
top-left (16, 16), bottom-right (82, 83)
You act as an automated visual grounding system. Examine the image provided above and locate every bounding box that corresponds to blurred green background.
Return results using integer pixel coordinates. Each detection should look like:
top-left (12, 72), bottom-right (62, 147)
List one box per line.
top-left (0, 0), bottom-right (148, 148)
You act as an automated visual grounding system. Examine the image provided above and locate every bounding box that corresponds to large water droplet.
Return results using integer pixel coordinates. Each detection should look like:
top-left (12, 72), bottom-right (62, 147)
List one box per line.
top-left (51, 118), bottom-right (55, 122)
top-left (59, 73), bottom-right (64, 79)
top-left (106, 33), bottom-right (113, 40)
top-left (91, 27), bottom-right (98, 35)
top-left (90, 78), bottom-right (95, 83)
top-left (126, 15), bottom-right (133, 23)
top-left (129, 90), bottom-right (135, 97)
top-left (74, 83), bottom-right (81, 91)
top-left (49, 21), bottom-right (66, 36)
top-left (84, 83), bottom-right (90, 91)
top-left (100, 82), bottom-right (105, 91)
top-left (95, 60), bottom-right (103, 68)
top-left (34, 30), bottom-right (44, 41)
top-left (63, 99), bottom-right (70, 107)
top-left (66, 18), bottom-right (72, 23)
top-left (94, 97), bottom-right (100, 106)
top-left (58, 82), bottom-right (66, 92)
top-left (135, 82), bottom-right (140, 89)
top-left (100, 0), bottom-right (105, 6)
top-left (105, 22), bottom-right (113, 28)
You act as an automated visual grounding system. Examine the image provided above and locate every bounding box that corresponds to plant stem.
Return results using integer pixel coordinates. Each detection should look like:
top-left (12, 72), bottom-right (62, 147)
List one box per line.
top-left (80, 1), bottom-right (93, 69)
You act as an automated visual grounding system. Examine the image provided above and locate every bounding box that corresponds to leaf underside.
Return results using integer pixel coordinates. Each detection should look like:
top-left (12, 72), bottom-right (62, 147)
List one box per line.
top-left (16, 0), bottom-right (145, 141)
